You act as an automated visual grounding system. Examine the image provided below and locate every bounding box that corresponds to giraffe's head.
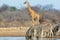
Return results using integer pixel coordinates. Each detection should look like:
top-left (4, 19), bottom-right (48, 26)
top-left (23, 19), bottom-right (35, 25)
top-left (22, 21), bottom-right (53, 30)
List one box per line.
top-left (24, 1), bottom-right (27, 4)
top-left (24, 0), bottom-right (28, 4)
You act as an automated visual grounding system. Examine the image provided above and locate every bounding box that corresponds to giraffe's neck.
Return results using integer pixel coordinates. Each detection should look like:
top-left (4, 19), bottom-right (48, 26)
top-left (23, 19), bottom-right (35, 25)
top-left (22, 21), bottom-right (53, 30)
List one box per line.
top-left (26, 2), bottom-right (33, 13)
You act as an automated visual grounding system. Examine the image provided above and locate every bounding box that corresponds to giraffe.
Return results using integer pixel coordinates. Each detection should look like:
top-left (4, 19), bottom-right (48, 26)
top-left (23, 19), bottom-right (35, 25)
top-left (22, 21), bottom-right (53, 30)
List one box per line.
top-left (24, 0), bottom-right (40, 26)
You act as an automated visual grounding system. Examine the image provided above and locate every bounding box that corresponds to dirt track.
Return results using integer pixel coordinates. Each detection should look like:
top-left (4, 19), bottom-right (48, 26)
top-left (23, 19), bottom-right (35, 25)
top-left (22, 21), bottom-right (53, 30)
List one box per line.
top-left (0, 27), bottom-right (29, 37)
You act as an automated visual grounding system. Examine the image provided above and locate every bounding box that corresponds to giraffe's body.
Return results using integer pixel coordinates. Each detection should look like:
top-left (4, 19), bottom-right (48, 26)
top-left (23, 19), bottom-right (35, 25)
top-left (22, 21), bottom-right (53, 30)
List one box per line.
top-left (24, 1), bottom-right (40, 26)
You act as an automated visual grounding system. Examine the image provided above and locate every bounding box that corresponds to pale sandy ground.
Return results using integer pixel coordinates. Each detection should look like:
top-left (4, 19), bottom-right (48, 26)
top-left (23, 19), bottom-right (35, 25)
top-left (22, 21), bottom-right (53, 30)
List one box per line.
top-left (0, 27), bottom-right (29, 37)
top-left (20, 27), bottom-right (29, 37)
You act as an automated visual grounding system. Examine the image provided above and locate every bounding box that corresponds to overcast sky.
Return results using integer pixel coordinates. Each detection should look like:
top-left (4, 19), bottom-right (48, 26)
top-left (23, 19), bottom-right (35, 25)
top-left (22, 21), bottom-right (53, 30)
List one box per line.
top-left (0, 0), bottom-right (60, 10)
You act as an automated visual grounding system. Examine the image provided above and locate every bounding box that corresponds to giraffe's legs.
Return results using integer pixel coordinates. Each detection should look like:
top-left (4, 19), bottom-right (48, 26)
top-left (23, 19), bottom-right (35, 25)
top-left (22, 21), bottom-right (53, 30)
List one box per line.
top-left (32, 18), bottom-right (34, 26)
top-left (36, 17), bottom-right (40, 25)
